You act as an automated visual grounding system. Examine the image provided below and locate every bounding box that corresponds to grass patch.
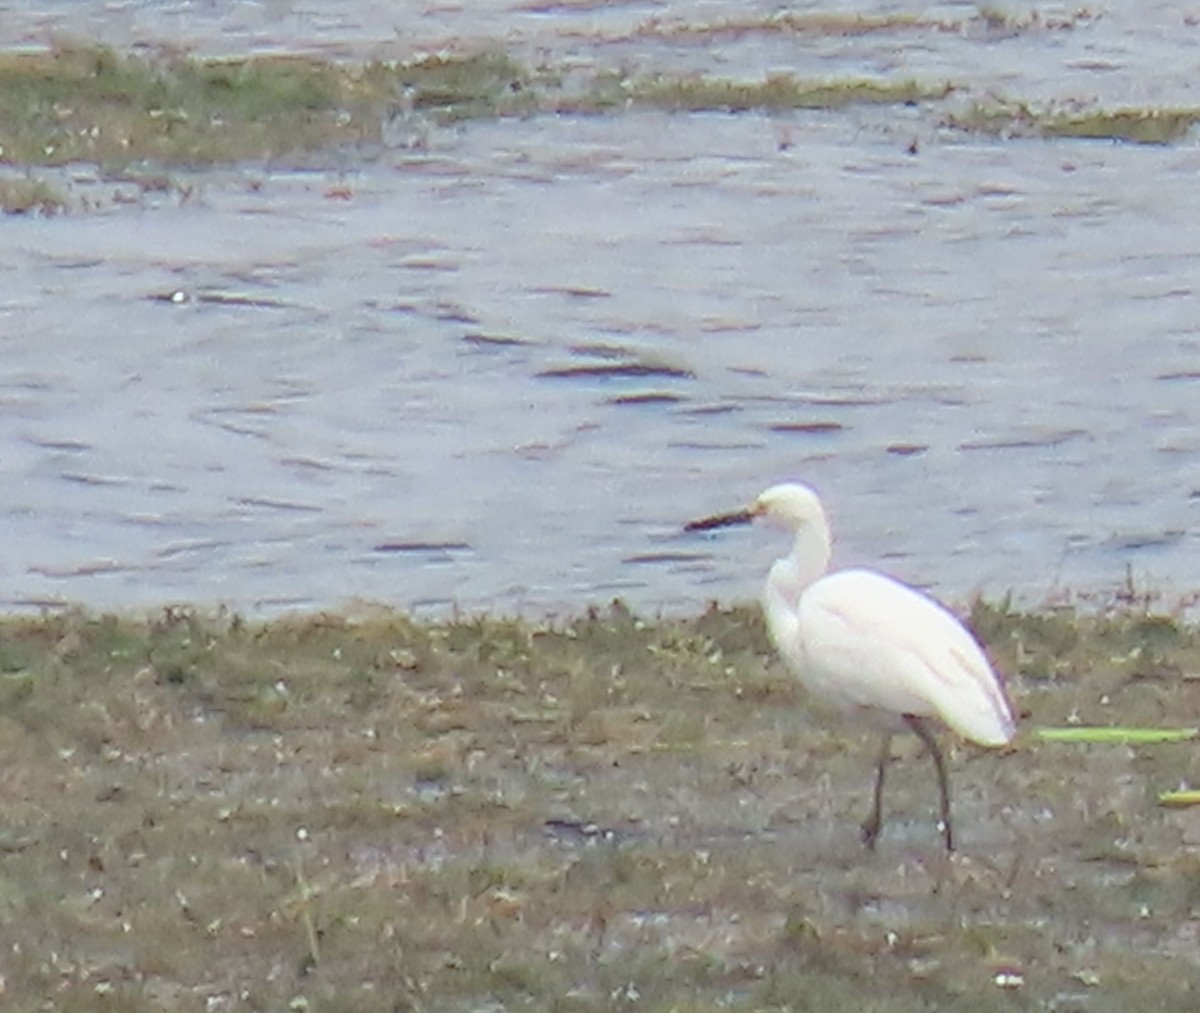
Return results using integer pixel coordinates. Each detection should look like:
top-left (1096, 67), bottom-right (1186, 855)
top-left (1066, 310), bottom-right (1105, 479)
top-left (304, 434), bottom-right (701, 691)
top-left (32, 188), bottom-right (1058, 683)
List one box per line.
top-left (2, 41), bottom-right (1195, 176)
top-left (1044, 107), bottom-right (1200, 144)
top-left (623, 74), bottom-right (949, 113)
top-left (630, 10), bottom-right (933, 42)
top-left (1037, 726), bottom-right (1199, 744)
top-left (627, 7), bottom-right (1093, 42)
top-left (0, 45), bottom-right (532, 169)
top-left (2, 599), bottom-right (1200, 1008)
top-left (947, 100), bottom-right (1200, 144)
top-left (0, 45), bottom-right (944, 170)
top-left (0, 44), bottom-right (950, 171)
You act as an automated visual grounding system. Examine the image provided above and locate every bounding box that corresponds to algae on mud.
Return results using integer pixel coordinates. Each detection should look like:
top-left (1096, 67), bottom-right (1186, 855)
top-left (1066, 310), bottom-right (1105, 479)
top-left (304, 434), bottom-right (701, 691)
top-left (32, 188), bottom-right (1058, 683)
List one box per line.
top-left (621, 5), bottom-right (1095, 43)
top-left (1, 600), bottom-right (1200, 1009)
top-left (0, 44), bottom-right (956, 174)
top-left (622, 75), bottom-right (949, 115)
top-left (0, 46), bottom-right (533, 169)
top-left (945, 100), bottom-right (1200, 145)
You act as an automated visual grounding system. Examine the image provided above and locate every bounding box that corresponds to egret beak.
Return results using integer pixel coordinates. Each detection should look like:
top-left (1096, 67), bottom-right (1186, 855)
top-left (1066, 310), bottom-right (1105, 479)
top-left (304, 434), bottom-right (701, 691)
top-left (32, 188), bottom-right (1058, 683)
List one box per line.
top-left (684, 503), bottom-right (760, 532)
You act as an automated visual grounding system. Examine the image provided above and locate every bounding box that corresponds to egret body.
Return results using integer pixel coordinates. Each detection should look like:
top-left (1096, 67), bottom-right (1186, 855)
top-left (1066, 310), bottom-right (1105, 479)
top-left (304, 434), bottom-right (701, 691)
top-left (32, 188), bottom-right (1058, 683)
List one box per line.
top-left (687, 482), bottom-right (1015, 851)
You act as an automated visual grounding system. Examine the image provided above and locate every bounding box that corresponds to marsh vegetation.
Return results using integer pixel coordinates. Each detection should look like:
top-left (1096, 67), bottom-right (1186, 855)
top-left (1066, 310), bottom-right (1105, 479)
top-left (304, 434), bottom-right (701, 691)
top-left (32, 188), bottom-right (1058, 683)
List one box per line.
top-left (1, 5), bottom-right (1195, 215)
top-left (2, 600), bottom-right (1200, 1009)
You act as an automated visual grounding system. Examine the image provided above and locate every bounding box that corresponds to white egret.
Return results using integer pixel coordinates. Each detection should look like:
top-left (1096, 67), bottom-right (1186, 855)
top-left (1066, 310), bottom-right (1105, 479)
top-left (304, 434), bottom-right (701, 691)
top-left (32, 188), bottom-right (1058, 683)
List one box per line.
top-left (687, 482), bottom-right (1015, 852)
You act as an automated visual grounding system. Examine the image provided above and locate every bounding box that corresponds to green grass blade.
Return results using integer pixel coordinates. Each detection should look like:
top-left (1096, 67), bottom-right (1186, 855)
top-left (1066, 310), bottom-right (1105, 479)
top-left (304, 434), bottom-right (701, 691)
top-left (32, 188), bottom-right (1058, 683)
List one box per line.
top-left (1159, 790), bottom-right (1200, 808)
top-left (1036, 726), bottom-right (1200, 744)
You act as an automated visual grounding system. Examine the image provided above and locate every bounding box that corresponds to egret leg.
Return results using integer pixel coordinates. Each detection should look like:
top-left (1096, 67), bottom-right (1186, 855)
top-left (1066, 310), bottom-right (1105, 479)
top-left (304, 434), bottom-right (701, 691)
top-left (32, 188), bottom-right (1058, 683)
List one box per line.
top-left (860, 734), bottom-right (893, 850)
top-left (904, 715), bottom-right (954, 852)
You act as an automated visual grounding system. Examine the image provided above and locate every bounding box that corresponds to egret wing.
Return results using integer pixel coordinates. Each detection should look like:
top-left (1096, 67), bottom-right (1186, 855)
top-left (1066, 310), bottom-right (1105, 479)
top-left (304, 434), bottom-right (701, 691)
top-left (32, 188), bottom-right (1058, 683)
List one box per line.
top-left (795, 569), bottom-right (1015, 746)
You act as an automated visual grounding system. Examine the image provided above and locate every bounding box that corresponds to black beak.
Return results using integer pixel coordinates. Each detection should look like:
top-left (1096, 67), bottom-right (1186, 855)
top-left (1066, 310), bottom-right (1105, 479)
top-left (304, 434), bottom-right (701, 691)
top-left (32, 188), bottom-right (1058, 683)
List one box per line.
top-left (684, 507), bottom-right (756, 533)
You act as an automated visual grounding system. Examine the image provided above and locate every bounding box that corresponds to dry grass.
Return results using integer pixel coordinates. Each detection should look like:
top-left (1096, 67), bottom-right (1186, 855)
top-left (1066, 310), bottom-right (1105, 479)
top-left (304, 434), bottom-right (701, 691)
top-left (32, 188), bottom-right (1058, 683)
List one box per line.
top-left (2, 599), bottom-right (1200, 1009)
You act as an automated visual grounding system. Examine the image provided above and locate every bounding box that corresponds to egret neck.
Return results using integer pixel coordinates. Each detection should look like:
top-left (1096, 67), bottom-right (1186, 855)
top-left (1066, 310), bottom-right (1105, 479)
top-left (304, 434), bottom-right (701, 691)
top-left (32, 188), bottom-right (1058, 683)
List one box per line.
top-left (760, 498), bottom-right (831, 648)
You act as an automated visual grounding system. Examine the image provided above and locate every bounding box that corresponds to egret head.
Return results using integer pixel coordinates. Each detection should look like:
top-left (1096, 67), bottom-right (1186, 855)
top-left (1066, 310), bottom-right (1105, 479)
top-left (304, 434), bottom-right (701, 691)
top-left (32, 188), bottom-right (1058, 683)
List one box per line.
top-left (685, 482), bottom-right (830, 534)
top-left (751, 482), bottom-right (827, 532)
top-left (685, 481), bottom-right (831, 538)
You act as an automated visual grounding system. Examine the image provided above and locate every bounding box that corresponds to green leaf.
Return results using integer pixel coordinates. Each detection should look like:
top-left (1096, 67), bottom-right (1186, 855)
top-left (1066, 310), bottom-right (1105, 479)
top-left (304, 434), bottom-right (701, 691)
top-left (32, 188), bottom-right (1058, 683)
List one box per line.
top-left (1035, 726), bottom-right (1199, 744)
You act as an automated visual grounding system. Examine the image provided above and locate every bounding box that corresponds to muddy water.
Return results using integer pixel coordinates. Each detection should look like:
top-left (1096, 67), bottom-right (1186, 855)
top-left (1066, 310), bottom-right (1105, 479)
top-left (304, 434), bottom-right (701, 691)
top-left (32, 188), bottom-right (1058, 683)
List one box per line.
top-left (2, 5), bottom-right (1200, 616)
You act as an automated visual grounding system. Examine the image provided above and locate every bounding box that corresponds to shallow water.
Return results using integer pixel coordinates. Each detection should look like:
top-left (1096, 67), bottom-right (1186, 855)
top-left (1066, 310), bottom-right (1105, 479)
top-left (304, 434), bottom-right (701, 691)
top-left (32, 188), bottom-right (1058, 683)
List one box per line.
top-left (2, 4), bottom-right (1199, 616)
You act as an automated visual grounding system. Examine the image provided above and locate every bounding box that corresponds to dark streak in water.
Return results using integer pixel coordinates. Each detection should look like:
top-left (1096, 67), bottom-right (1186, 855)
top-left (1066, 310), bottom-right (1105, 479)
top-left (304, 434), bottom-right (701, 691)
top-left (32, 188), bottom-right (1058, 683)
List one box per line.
top-left (281, 456), bottom-right (338, 472)
top-left (375, 541), bottom-right (471, 554)
top-left (887, 442), bottom-right (929, 456)
top-left (462, 332), bottom-right (533, 348)
top-left (623, 551), bottom-right (711, 565)
top-left (790, 394), bottom-right (887, 407)
top-left (400, 258), bottom-right (459, 272)
top-left (668, 439), bottom-right (764, 451)
top-left (1157, 370), bottom-right (1200, 382)
top-left (51, 258), bottom-right (104, 270)
top-left (31, 559), bottom-right (133, 577)
top-left (959, 429), bottom-right (1086, 451)
top-left (196, 418), bottom-right (272, 440)
top-left (538, 362), bottom-right (695, 380)
top-left (607, 391), bottom-right (686, 405)
top-left (681, 402), bottom-right (742, 416)
top-left (121, 512), bottom-right (185, 529)
top-left (567, 342), bottom-right (635, 359)
top-left (199, 292), bottom-right (288, 309)
top-left (60, 471), bottom-right (130, 487)
top-left (1107, 530), bottom-right (1186, 551)
top-left (234, 496), bottom-right (324, 513)
top-left (157, 538), bottom-right (232, 559)
top-left (527, 285), bottom-right (612, 300)
top-left (3, 376), bottom-right (53, 392)
top-left (5, 595), bottom-right (69, 610)
top-left (26, 435), bottom-right (91, 451)
top-left (149, 290), bottom-right (288, 309)
top-left (205, 403), bottom-right (284, 416)
top-left (769, 420), bottom-right (846, 434)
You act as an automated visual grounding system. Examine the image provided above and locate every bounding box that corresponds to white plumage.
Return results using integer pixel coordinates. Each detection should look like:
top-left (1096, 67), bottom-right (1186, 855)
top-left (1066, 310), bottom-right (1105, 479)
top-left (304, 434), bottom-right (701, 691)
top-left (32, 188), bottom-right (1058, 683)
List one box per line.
top-left (688, 481), bottom-right (1015, 851)
top-left (783, 569), bottom-right (1014, 745)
